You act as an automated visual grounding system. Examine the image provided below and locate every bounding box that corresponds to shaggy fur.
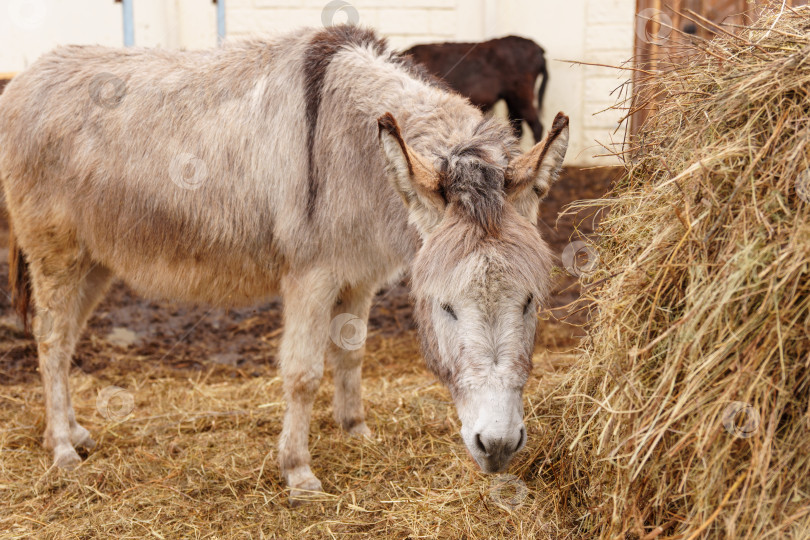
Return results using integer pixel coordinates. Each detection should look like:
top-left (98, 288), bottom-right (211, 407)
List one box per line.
top-left (303, 26), bottom-right (388, 218)
top-left (0, 25), bottom-right (568, 499)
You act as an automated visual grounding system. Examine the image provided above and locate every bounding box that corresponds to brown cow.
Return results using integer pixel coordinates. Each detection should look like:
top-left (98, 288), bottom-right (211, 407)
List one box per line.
top-left (404, 35), bottom-right (548, 142)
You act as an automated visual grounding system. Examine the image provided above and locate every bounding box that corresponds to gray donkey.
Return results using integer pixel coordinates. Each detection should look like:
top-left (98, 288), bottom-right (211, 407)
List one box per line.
top-left (0, 25), bottom-right (568, 502)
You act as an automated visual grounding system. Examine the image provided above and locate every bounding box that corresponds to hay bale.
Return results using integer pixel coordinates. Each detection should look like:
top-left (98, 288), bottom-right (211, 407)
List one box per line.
top-left (544, 5), bottom-right (810, 538)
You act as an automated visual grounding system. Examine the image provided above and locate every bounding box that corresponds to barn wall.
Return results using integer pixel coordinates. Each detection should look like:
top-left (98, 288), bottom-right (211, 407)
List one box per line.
top-left (0, 0), bottom-right (219, 69)
top-left (491, 0), bottom-right (635, 163)
top-left (225, 0), bottom-right (636, 165)
top-left (228, 0), bottom-right (459, 50)
top-left (0, 0), bottom-right (123, 69)
top-left (0, 0), bottom-right (636, 165)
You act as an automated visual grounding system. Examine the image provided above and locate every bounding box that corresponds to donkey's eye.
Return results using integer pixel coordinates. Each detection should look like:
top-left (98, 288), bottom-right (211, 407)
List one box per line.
top-left (523, 293), bottom-right (534, 315)
top-left (441, 303), bottom-right (457, 320)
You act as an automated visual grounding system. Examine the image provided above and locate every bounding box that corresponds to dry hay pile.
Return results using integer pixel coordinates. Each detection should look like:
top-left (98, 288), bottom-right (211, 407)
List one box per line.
top-left (0, 328), bottom-right (573, 538)
top-left (542, 4), bottom-right (810, 539)
top-left (1, 270), bottom-right (580, 538)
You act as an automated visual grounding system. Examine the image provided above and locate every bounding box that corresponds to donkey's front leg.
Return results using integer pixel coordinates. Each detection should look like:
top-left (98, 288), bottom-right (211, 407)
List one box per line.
top-left (277, 270), bottom-right (338, 502)
top-left (38, 320), bottom-right (84, 470)
top-left (328, 284), bottom-right (374, 437)
top-left (32, 261), bottom-right (111, 470)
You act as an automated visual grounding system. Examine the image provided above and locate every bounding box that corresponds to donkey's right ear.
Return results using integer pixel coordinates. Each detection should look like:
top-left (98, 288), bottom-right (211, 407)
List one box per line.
top-left (377, 113), bottom-right (445, 236)
top-left (505, 112), bottom-right (569, 224)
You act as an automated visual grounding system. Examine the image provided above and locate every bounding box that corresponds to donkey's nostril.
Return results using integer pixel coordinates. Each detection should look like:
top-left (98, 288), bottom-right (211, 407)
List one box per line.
top-left (475, 433), bottom-right (488, 455)
top-left (515, 427), bottom-right (525, 453)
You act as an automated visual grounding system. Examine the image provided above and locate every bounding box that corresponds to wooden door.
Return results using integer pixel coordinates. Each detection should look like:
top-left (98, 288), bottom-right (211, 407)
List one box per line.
top-left (631, 0), bottom-right (808, 133)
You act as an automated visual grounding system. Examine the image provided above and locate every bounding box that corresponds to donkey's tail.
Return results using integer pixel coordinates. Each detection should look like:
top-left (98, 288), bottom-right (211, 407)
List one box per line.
top-left (8, 221), bottom-right (31, 332)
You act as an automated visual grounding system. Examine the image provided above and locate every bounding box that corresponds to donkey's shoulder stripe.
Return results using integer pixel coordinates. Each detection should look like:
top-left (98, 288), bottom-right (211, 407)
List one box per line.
top-left (302, 26), bottom-right (387, 219)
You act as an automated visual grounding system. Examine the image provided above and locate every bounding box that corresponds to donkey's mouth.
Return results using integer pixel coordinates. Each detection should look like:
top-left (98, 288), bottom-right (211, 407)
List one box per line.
top-left (464, 441), bottom-right (516, 474)
top-left (476, 453), bottom-right (514, 474)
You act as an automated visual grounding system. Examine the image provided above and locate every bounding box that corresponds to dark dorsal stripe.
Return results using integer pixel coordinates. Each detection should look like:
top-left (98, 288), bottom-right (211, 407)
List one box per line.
top-left (303, 25), bottom-right (387, 219)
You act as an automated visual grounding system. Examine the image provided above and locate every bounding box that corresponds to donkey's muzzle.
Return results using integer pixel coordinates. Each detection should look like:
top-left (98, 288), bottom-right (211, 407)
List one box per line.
top-left (472, 425), bottom-right (526, 473)
top-left (458, 388), bottom-right (526, 473)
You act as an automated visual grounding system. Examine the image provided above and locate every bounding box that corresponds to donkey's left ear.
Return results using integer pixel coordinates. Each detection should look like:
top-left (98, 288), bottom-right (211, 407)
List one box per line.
top-left (377, 112), bottom-right (445, 236)
top-left (505, 112), bottom-right (569, 223)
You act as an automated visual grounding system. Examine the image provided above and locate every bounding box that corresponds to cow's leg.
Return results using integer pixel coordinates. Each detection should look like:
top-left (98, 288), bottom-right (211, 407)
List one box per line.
top-left (277, 269), bottom-right (338, 501)
top-left (31, 256), bottom-right (112, 469)
top-left (506, 90), bottom-right (544, 144)
top-left (524, 108), bottom-right (544, 143)
top-left (328, 283), bottom-right (374, 438)
top-left (506, 107), bottom-right (525, 141)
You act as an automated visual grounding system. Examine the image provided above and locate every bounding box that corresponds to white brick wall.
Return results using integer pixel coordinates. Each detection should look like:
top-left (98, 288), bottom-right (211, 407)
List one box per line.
top-left (224, 0), bottom-right (634, 164)
top-left (0, 0), bottom-right (636, 165)
top-left (226, 0), bottom-right (457, 48)
top-left (494, 0), bottom-right (635, 164)
top-left (581, 0), bottom-right (635, 160)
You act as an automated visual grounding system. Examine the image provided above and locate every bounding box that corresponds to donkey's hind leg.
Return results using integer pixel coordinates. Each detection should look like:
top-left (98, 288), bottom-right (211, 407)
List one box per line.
top-left (277, 269), bottom-right (339, 502)
top-left (328, 283), bottom-right (374, 437)
top-left (30, 258), bottom-right (112, 469)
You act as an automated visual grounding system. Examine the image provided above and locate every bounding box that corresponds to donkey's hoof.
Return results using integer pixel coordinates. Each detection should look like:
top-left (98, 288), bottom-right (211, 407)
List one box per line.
top-left (348, 422), bottom-right (372, 438)
top-left (289, 479), bottom-right (324, 506)
top-left (71, 425), bottom-right (96, 449)
top-left (53, 447), bottom-right (82, 470)
top-left (75, 435), bottom-right (96, 450)
top-left (287, 469), bottom-right (324, 506)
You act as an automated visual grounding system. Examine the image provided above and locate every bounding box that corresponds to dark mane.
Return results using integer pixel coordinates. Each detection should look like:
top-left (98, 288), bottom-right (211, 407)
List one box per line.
top-left (437, 118), bottom-right (519, 234)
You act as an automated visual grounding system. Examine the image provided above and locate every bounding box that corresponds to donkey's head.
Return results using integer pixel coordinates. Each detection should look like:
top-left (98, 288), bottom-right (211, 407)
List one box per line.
top-left (378, 112), bottom-right (569, 473)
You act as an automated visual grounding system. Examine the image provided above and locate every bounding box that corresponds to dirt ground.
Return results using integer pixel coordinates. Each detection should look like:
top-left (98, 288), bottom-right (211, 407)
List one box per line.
top-left (0, 166), bottom-right (618, 538)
